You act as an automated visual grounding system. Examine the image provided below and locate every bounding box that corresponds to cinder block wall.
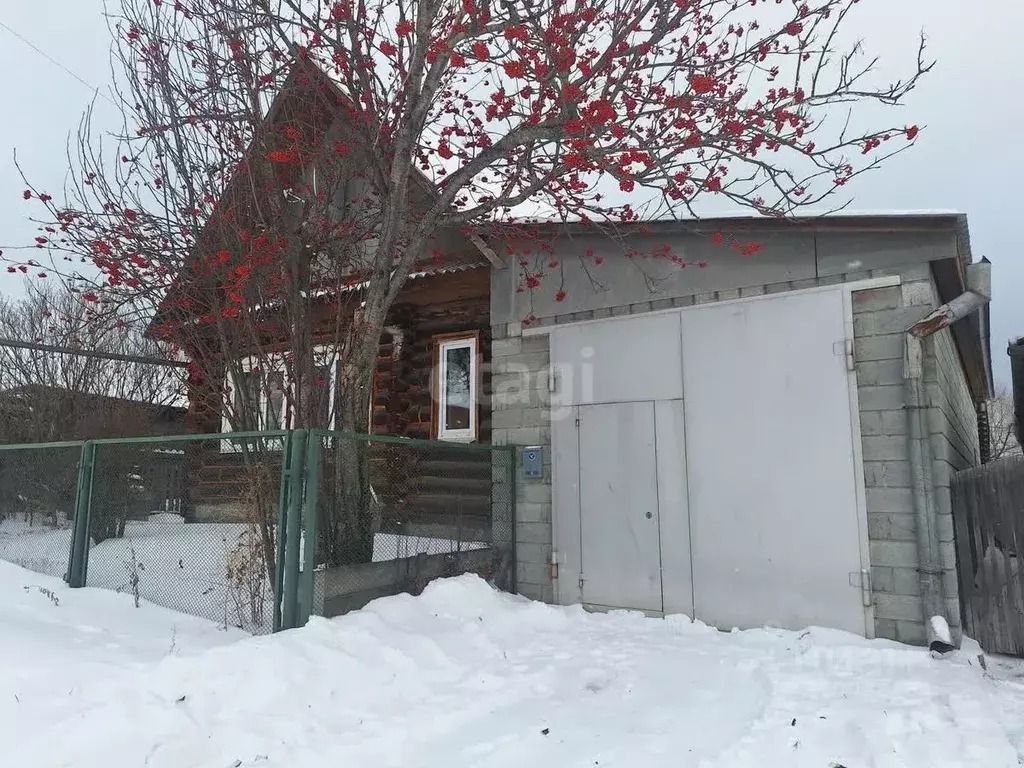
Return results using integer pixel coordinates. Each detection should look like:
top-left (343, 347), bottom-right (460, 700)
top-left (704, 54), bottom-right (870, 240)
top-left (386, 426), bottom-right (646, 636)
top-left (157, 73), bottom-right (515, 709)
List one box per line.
top-left (927, 321), bottom-right (981, 623)
top-left (492, 266), bottom-right (973, 643)
top-left (491, 327), bottom-right (554, 603)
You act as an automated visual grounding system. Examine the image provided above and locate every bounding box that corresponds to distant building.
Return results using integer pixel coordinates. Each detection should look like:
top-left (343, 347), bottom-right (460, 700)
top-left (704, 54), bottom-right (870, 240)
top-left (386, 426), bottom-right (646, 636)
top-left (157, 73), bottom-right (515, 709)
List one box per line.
top-left (0, 384), bottom-right (186, 443)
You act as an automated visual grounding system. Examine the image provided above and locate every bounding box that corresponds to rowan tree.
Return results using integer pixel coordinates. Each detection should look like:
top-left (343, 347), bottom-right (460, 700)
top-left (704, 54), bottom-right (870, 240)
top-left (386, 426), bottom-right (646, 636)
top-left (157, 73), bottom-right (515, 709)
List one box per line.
top-left (5, 0), bottom-right (930, 567)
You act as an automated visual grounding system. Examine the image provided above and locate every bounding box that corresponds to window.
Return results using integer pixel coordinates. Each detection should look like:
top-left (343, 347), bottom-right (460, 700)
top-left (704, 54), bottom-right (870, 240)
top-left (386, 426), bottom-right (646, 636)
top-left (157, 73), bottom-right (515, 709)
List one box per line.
top-left (434, 333), bottom-right (479, 441)
top-left (226, 365), bottom-right (288, 434)
top-left (221, 347), bottom-right (339, 451)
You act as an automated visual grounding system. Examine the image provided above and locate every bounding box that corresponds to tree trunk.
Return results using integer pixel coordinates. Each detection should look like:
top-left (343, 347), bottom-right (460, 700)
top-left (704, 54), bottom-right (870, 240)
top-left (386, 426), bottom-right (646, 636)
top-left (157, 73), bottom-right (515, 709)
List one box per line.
top-left (319, 327), bottom-right (381, 567)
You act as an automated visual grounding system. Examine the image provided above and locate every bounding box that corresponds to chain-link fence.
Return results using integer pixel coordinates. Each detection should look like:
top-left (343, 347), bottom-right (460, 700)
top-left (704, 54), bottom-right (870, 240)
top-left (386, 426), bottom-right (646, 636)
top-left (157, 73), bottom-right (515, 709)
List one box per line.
top-left (296, 430), bottom-right (516, 624)
top-left (84, 433), bottom-right (287, 633)
top-left (0, 441), bottom-right (82, 580)
top-left (0, 429), bottom-right (518, 634)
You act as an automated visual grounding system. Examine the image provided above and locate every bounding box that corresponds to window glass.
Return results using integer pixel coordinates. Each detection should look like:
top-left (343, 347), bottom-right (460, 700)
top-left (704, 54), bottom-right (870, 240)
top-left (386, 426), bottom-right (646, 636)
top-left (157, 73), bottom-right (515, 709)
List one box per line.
top-left (443, 344), bottom-right (472, 431)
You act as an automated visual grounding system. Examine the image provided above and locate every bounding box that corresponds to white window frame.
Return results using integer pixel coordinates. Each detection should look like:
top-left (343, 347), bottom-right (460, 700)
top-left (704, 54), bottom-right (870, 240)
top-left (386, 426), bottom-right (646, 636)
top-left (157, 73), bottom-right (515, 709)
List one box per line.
top-left (435, 334), bottom-right (479, 442)
top-left (221, 345), bottom-right (339, 452)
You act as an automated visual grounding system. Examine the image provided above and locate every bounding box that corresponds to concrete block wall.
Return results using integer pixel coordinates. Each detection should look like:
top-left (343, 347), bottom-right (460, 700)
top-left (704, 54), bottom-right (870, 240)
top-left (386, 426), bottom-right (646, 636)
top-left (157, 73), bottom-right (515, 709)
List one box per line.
top-left (852, 270), bottom-right (974, 643)
top-left (492, 266), bottom-right (972, 645)
top-left (925, 321), bottom-right (981, 629)
top-left (851, 268), bottom-right (932, 644)
top-left (490, 326), bottom-right (553, 603)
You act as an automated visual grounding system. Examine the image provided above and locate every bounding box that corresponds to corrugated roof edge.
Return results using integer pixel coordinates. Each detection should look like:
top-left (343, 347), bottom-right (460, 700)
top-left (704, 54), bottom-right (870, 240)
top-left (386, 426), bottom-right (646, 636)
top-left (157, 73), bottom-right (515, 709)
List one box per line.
top-left (490, 210), bottom-right (970, 236)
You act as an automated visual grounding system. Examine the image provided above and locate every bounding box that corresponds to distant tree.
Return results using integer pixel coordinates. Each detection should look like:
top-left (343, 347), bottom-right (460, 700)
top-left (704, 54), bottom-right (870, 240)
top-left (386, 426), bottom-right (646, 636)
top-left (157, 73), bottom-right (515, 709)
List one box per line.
top-left (986, 390), bottom-right (1021, 462)
top-left (0, 281), bottom-right (180, 443)
top-left (0, 282), bottom-right (183, 541)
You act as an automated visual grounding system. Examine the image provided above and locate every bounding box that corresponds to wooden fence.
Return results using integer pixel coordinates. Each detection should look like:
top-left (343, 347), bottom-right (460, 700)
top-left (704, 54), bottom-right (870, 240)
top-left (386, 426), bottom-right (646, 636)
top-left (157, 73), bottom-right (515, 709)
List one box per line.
top-left (952, 454), bottom-right (1024, 656)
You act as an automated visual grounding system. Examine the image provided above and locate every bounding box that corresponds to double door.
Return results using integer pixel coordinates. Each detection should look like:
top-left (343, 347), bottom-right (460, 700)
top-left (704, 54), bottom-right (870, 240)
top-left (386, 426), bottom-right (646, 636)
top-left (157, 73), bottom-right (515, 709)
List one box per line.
top-left (551, 290), bottom-right (871, 634)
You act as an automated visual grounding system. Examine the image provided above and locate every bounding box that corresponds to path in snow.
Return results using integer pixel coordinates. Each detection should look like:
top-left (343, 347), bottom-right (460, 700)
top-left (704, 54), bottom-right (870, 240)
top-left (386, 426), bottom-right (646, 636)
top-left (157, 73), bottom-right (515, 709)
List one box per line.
top-left (1, 562), bottom-right (1023, 767)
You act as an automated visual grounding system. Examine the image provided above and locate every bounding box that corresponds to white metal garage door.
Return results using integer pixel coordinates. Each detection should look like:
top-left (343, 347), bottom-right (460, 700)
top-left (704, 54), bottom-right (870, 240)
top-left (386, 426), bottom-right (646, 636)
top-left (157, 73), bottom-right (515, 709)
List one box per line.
top-left (550, 289), bottom-right (869, 634)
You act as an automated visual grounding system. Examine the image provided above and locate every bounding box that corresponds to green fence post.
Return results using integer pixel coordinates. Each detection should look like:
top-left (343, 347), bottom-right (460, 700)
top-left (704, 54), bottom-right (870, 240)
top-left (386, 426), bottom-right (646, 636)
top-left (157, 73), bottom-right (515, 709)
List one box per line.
top-left (281, 429), bottom-right (307, 630)
top-left (298, 430), bottom-right (321, 626)
top-left (273, 431), bottom-right (295, 633)
top-left (67, 441), bottom-right (96, 588)
top-left (508, 445), bottom-right (517, 593)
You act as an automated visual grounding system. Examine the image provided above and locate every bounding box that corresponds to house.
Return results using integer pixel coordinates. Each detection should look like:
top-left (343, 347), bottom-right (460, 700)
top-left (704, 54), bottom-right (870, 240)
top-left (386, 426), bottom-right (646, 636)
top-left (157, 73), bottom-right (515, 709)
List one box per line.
top-left (0, 385), bottom-right (188, 529)
top-left (0, 384), bottom-right (187, 442)
top-left (156, 64), bottom-right (992, 646)
top-left (164, 256), bottom-right (496, 523)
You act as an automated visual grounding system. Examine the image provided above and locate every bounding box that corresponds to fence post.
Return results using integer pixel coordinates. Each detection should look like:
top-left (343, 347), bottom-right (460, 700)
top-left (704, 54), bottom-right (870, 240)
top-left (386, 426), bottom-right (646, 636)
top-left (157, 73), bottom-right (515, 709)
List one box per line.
top-left (281, 429), bottom-right (307, 630)
top-left (67, 441), bottom-right (96, 588)
top-left (273, 431), bottom-right (295, 633)
top-left (508, 446), bottom-right (517, 594)
top-left (298, 431), bottom-right (322, 626)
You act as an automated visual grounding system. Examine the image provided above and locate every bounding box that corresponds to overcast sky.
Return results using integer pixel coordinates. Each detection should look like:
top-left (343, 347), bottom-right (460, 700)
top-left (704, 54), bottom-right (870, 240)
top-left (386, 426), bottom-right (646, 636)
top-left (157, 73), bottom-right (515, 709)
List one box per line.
top-left (0, 1), bottom-right (1020, 384)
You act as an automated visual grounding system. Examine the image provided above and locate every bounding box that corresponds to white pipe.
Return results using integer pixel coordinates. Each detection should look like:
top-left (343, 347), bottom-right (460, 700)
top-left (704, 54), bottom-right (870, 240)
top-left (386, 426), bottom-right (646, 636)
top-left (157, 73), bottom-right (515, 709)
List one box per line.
top-left (903, 260), bottom-right (991, 654)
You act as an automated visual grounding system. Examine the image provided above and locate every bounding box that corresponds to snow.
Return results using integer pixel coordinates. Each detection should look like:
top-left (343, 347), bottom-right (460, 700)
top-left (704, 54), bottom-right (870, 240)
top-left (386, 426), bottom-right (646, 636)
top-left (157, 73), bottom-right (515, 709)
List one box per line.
top-left (2, 567), bottom-right (1024, 768)
top-left (931, 614), bottom-right (954, 648)
top-left (499, 203), bottom-right (965, 225)
top-left (0, 514), bottom-right (484, 633)
top-left (0, 515), bottom-right (73, 580)
top-left (0, 560), bottom-right (244, 752)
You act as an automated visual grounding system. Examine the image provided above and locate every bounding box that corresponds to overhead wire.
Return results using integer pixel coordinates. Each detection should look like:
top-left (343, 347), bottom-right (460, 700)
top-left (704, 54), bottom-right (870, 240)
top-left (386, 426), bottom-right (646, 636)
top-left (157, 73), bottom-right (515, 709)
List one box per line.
top-left (0, 18), bottom-right (116, 107)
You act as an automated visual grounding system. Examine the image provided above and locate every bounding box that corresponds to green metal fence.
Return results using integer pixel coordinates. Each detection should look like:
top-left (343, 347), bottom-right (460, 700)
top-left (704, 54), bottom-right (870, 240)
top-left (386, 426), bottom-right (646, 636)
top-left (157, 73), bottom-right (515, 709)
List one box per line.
top-left (294, 430), bottom-right (517, 626)
top-left (0, 430), bottom-right (517, 634)
top-left (0, 440), bottom-right (83, 581)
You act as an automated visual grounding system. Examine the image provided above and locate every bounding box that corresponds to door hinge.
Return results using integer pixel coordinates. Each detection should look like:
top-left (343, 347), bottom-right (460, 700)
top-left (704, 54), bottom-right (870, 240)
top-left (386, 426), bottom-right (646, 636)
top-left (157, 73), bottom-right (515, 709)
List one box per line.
top-left (578, 573), bottom-right (585, 589)
top-left (850, 569), bottom-right (872, 607)
top-left (575, 416), bottom-right (580, 427)
top-left (833, 338), bottom-right (855, 371)
top-left (548, 367), bottom-right (559, 393)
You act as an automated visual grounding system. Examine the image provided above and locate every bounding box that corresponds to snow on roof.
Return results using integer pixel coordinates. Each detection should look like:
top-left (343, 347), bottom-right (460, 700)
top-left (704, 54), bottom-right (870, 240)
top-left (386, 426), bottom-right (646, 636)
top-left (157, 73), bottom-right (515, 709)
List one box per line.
top-left (496, 206), bottom-right (966, 225)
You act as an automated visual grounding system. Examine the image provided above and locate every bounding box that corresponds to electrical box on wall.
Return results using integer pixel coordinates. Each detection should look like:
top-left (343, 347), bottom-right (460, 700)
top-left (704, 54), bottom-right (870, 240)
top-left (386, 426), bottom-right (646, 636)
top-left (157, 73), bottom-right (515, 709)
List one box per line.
top-left (523, 446), bottom-right (543, 479)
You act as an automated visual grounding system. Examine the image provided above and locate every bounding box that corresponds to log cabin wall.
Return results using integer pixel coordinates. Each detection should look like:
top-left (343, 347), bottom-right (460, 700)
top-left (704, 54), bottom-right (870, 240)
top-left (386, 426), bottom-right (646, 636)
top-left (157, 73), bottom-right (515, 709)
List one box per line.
top-left (179, 265), bottom-right (492, 522)
top-left (181, 264), bottom-right (491, 442)
top-left (371, 267), bottom-right (491, 442)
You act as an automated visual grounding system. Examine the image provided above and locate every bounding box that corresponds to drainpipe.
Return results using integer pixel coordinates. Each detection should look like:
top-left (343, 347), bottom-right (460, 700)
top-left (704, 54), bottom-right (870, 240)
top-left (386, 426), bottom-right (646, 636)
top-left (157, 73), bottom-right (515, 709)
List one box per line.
top-left (1009, 338), bottom-right (1024, 449)
top-left (905, 258), bottom-right (991, 653)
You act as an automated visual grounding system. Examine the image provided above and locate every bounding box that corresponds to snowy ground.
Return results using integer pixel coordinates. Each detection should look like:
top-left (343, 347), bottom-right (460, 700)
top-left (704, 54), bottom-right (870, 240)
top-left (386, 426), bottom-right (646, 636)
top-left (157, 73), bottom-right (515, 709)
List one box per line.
top-left (0, 514), bottom-right (484, 633)
top-left (2, 563), bottom-right (1024, 768)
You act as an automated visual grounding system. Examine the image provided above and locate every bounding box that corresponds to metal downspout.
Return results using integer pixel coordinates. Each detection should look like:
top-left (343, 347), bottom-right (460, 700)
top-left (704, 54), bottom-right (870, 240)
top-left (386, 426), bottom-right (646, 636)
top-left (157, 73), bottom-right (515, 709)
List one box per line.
top-left (1009, 338), bottom-right (1024, 449)
top-left (904, 259), bottom-right (991, 652)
